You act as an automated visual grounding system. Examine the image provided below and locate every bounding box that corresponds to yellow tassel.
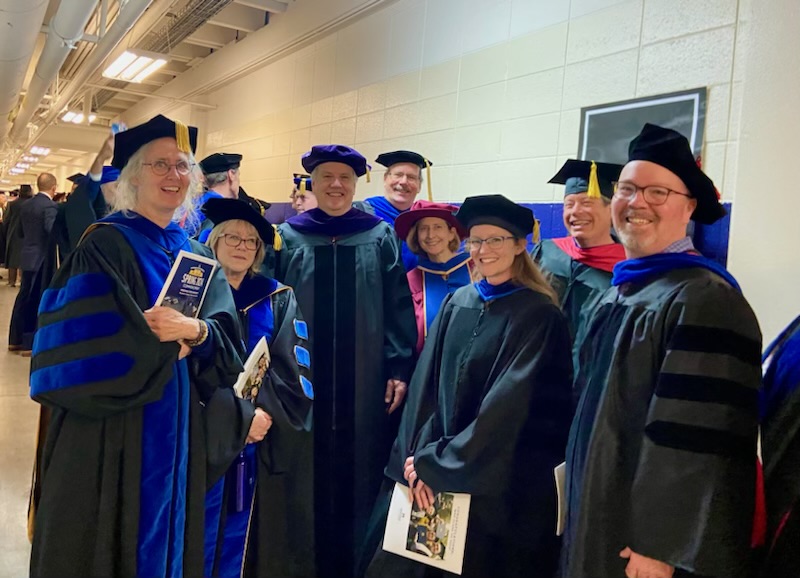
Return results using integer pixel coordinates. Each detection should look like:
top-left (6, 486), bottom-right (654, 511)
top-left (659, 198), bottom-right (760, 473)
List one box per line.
top-left (366, 166), bottom-right (371, 183)
top-left (533, 218), bottom-right (541, 245)
top-left (175, 120), bottom-right (191, 154)
top-left (587, 161), bottom-right (601, 199)
top-left (300, 178), bottom-right (307, 193)
top-left (425, 158), bottom-right (432, 201)
top-left (272, 225), bottom-right (283, 251)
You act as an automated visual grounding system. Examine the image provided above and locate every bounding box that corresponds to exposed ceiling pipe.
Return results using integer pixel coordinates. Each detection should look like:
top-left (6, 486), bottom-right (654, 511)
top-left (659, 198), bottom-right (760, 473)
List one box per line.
top-left (15, 0), bottom-right (156, 157)
top-left (9, 0), bottom-right (101, 143)
top-left (0, 0), bottom-right (49, 142)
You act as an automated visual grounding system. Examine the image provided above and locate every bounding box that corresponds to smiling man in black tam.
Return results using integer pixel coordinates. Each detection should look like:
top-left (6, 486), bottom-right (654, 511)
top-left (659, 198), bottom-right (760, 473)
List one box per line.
top-left (562, 123), bottom-right (763, 578)
top-left (275, 144), bottom-right (416, 578)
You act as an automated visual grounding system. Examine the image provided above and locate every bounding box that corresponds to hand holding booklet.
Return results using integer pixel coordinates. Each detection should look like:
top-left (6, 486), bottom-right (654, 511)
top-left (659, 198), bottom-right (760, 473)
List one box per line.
top-left (383, 482), bottom-right (471, 575)
top-left (233, 336), bottom-right (271, 402)
top-left (154, 250), bottom-right (218, 317)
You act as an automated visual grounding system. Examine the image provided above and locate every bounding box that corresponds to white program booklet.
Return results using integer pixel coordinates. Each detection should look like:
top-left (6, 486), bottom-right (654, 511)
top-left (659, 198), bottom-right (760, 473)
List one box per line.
top-left (233, 336), bottom-right (271, 402)
top-left (555, 461), bottom-right (567, 536)
top-left (383, 482), bottom-right (471, 575)
top-left (153, 250), bottom-right (218, 317)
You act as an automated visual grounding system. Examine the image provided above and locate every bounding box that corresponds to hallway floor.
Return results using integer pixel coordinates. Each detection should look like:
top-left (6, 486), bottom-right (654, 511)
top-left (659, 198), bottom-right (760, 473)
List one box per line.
top-left (0, 280), bottom-right (38, 577)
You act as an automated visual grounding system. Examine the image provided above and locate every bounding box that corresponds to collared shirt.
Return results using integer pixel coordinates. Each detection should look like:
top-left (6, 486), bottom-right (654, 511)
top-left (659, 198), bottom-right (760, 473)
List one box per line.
top-left (662, 236), bottom-right (696, 254)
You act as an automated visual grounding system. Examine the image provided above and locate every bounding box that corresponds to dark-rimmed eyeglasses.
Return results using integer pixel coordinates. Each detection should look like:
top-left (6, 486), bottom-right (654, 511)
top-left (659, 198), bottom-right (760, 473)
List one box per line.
top-left (613, 181), bottom-right (692, 205)
top-left (221, 234), bottom-right (261, 251)
top-left (143, 160), bottom-right (194, 176)
top-left (467, 236), bottom-right (516, 250)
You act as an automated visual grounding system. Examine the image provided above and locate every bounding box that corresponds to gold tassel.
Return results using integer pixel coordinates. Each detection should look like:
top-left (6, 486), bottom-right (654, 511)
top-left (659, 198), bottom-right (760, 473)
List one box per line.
top-left (533, 218), bottom-right (541, 245)
top-left (300, 178), bottom-right (307, 193)
top-left (425, 158), bottom-right (432, 201)
top-left (587, 161), bottom-right (601, 199)
top-left (175, 120), bottom-right (191, 154)
top-left (272, 225), bottom-right (283, 251)
top-left (366, 166), bottom-right (371, 183)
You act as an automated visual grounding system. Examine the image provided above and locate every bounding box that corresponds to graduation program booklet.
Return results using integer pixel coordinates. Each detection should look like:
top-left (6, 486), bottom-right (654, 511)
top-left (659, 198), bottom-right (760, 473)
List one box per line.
top-left (383, 482), bottom-right (471, 575)
top-left (233, 336), bottom-right (271, 402)
top-left (154, 250), bottom-right (217, 317)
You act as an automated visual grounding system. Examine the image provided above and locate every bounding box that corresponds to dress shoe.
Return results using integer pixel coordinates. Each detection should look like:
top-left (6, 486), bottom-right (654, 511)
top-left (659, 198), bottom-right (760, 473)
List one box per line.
top-left (19, 350), bottom-right (32, 358)
top-left (8, 345), bottom-right (23, 352)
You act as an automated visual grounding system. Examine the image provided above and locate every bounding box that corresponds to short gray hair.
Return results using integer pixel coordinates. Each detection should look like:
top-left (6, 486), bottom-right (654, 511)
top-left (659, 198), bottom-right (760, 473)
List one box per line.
top-left (205, 169), bottom-right (232, 187)
top-left (112, 141), bottom-right (204, 225)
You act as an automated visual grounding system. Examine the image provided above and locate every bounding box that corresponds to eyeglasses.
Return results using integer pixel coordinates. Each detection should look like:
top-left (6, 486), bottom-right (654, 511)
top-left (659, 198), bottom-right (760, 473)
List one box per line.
top-left (143, 160), bottom-right (194, 176)
top-left (221, 234), bottom-right (261, 251)
top-left (388, 171), bottom-right (420, 184)
top-left (613, 181), bottom-right (692, 205)
top-left (467, 236), bottom-right (516, 250)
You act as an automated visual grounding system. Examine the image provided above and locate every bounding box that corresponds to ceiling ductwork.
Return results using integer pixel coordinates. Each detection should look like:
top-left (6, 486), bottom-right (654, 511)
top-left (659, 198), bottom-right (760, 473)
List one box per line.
top-left (8, 0), bottom-right (101, 143)
top-left (93, 0), bottom-right (236, 111)
top-left (14, 0), bottom-right (156, 163)
top-left (0, 0), bottom-right (49, 143)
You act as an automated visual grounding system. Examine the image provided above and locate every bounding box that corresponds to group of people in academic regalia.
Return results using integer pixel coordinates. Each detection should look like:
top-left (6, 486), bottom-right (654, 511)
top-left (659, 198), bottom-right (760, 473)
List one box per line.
top-left (24, 111), bottom-right (800, 578)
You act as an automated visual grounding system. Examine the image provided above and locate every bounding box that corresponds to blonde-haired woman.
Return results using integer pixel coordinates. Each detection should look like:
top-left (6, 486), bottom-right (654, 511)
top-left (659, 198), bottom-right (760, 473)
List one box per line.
top-left (368, 194), bottom-right (573, 578)
top-left (394, 200), bottom-right (472, 354)
top-left (29, 115), bottom-right (248, 578)
top-left (202, 198), bottom-right (314, 578)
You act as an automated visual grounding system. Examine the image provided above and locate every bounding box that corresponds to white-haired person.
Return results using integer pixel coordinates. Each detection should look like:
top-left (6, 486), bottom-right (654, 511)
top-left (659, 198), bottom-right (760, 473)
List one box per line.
top-left (28, 115), bottom-right (259, 578)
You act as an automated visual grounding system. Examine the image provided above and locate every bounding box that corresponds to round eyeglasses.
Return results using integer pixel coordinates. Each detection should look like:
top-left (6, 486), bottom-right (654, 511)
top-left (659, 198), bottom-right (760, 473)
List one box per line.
top-left (613, 181), bottom-right (692, 205)
top-left (143, 159), bottom-right (195, 176)
top-left (221, 234), bottom-right (261, 251)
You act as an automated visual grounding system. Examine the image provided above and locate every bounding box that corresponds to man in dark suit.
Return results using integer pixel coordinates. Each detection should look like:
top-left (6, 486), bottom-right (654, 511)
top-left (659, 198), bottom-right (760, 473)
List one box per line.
top-left (9, 173), bottom-right (58, 355)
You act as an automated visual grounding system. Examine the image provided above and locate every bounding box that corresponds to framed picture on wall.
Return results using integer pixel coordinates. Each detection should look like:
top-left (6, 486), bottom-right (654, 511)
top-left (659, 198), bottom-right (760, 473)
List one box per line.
top-left (577, 87), bottom-right (708, 164)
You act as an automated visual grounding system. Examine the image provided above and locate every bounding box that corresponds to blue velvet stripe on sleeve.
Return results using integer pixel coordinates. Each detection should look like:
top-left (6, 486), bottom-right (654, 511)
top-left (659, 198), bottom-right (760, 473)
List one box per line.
top-left (33, 311), bottom-right (125, 355)
top-left (31, 353), bottom-right (136, 396)
top-left (294, 319), bottom-right (309, 340)
top-left (294, 345), bottom-right (311, 369)
top-left (300, 375), bottom-right (314, 400)
top-left (38, 272), bottom-right (113, 315)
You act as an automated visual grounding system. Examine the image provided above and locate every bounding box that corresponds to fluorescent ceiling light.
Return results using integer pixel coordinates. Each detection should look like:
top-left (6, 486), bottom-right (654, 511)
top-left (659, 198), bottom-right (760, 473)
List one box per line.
top-left (71, 113), bottom-right (85, 124)
top-left (30, 146), bottom-right (50, 156)
top-left (16, 163), bottom-right (30, 169)
top-left (22, 156), bottom-right (38, 162)
top-left (62, 111), bottom-right (76, 122)
top-left (89, 114), bottom-right (97, 123)
top-left (103, 50), bottom-right (168, 83)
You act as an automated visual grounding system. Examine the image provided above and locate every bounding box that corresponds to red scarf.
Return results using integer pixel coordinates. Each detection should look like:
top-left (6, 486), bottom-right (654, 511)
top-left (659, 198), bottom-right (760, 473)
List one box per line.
top-left (551, 237), bottom-right (626, 273)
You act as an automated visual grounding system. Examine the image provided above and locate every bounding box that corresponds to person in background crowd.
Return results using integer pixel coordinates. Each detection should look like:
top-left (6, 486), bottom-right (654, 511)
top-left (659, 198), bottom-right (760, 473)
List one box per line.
top-left (8, 174), bottom-right (58, 356)
top-left (290, 173), bottom-right (317, 214)
top-left (66, 173), bottom-right (85, 193)
top-left (0, 191), bottom-right (8, 274)
top-left (195, 152), bottom-right (243, 237)
top-left (201, 197), bottom-right (313, 578)
top-left (28, 115), bottom-right (250, 578)
top-left (394, 200), bottom-right (472, 354)
top-left (364, 150), bottom-right (433, 270)
top-left (563, 124), bottom-right (762, 578)
top-left (276, 144), bottom-right (417, 578)
top-left (4, 184), bottom-right (33, 288)
top-left (532, 159), bottom-right (626, 371)
top-left (366, 194), bottom-right (573, 578)
top-left (758, 314), bottom-right (800, 578)
top-left (53, 133), bottom-right (119, 262)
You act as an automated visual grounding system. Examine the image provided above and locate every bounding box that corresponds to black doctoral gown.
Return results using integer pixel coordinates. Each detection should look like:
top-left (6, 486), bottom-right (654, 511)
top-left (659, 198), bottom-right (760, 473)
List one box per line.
top-left (275, 212), bottom-right (417, 578)
top-left (564, 267), bottom-right (763, 578)
top-left (373, 283), bottom-right (573, 578)
top-left (204, 274), bottom-right (315, 578)
top-left (29, 219), bottom-right (247, 578)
